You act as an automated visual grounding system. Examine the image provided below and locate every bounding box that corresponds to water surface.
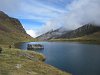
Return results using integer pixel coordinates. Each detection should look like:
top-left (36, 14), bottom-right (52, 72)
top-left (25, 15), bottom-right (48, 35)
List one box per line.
top-left (18, 42), bottom-right (100, 75)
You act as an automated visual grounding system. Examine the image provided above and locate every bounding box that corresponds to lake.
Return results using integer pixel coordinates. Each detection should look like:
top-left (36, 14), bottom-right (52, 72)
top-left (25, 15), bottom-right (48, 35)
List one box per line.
top-left (18, 42), bottom-right (100, 75)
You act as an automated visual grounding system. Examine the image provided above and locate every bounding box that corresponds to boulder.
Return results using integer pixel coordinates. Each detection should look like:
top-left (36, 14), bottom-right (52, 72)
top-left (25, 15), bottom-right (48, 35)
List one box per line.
top-left (0, 47), bottom-right (2, 53)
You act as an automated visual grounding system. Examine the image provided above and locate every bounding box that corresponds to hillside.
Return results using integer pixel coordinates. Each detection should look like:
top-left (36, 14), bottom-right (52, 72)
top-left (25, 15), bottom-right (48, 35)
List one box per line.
top-left (0, 11), bottom-right (33, 44)
top-left (0, 47), bottom-right (71, 75)
top-left (58, 24), bottom-right (100, 39)
top-left (37, 24), bottom-right (100, 42)
top-left (72, 31), bottom-right (100, 41)
top-left (37, 27), bottom-right (68, 40)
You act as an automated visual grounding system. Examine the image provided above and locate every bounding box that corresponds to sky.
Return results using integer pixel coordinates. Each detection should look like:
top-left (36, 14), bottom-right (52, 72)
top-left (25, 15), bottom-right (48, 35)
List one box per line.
top-left (0, 0), bottom-right (100, 37)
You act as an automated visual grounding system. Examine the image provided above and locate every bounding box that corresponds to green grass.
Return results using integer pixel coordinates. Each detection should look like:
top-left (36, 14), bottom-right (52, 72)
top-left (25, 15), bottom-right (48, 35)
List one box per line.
top-left (0, 46), bottom-right (71, 75)
top-left (50, 32), bottom-right (100, 44)
top-left (0, 17), bottom-right (37, 45)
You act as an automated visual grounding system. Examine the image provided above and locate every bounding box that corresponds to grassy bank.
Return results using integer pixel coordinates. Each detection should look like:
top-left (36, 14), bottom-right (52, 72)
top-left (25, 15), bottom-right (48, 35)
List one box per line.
top-left (50, 39), bottom-right (100, 45)
top-left (0, 45), bottom-right (71, 75)
top-left (50, 32), bottom-right (100, 44)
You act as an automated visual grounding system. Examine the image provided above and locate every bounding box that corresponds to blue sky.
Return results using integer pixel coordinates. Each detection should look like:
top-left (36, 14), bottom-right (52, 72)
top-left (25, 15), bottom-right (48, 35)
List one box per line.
top-left (0, 0), bottom-right (73, 37)
top-left (18, 0), bottom-right (73, 31)
top-left (0, 0), bottom-right (100, 37)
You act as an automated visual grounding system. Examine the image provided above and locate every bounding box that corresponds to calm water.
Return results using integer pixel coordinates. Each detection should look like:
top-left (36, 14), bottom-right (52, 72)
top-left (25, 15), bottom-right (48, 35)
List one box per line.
top-left (18, 42), bottom-right (100, 75)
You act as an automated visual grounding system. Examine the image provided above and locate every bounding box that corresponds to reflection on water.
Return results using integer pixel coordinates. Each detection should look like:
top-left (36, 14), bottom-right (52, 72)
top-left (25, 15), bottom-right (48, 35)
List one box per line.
top-left (18, 42), bottom-right (100, 75)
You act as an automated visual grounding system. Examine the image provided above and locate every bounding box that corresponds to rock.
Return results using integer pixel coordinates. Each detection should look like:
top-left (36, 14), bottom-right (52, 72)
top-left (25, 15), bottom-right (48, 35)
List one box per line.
top-left (9, 45), bottom-right (12, 48)
top-left (27, 44), bottom-right (44, 50)
top-left (0, 47), bottom-right (2, 53)
top-left (15, 64), bottom-right (22, 69)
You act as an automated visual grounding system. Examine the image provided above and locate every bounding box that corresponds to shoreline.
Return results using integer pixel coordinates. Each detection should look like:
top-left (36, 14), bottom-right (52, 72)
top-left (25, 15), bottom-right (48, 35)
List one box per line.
top-left (0, 43), bottom-right (71, 75)
top-left (49, 39), bottom-right (100, 45)
top-left (1, 40), bottom-right (100, 75)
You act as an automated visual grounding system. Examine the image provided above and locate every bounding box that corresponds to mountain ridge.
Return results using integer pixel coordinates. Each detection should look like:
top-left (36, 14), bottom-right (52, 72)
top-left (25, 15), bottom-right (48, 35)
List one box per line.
top-left (37, 27), bottom-right (69, 40)
top-left (37, 24), bottom-right (100, 41)
top-left (57, 24), bottom-right (100, 39)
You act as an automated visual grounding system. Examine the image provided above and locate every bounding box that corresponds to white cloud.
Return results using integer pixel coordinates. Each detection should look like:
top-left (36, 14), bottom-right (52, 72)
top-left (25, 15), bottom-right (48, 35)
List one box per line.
top-left (1, 0), bottom-right (100, 37)
top-left (63, 0), bottom-right (100, 28)
top-left (26, 30), bottom-right (37, 38)
top-left (0, 0), bottom-right (65, 20)
top-left (40, 0), bottom-right (100, 33)
top-left (37, 19), bottom-right (63, 35)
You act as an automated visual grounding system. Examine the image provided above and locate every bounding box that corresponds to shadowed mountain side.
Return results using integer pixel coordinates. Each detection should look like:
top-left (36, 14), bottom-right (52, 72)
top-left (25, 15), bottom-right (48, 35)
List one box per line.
top-left (57, 24), bottom-right (100, 39)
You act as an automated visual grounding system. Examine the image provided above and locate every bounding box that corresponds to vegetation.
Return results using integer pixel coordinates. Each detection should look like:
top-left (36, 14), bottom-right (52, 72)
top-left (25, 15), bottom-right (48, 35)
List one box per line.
top-left (0, 11), bottom-right (37, 45)
top-left (50, 32), bottom-right (100, 44)
top-left (0, 46), bottom-right (71, 75)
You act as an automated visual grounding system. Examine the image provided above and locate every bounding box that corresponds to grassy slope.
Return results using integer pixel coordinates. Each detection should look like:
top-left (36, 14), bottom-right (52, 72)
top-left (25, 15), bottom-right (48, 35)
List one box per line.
top-left (0, 12), bottom-right (36, 44)
top-left (0, 46), bottom-right (71, 75)
top-left (75, 31), bottom-right (100, 41)
top-left (50, 31), bottom-right (100, 44)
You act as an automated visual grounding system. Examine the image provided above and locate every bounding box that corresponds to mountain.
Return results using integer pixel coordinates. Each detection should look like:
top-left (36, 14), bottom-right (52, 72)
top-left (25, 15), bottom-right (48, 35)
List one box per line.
top-left (0, 11), bottom-right (32, 44)
top-left (72, 31), bottom-right (100, 41)
top-left (57, 24), bottom-right (100, 39)
top-left (37, 24), bottom-right (100, 41)
top-left (37, 27), bottom-right (68, 40)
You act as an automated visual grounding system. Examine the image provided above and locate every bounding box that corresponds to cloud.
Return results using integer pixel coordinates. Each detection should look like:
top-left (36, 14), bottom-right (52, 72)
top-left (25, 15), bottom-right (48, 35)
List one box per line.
top-left (0, 0), bottom-right (70, 37)
top-left (37, 19), bottom-right (64, 35)
top-left (19, 1), bottom-right (61, 19)
top-left (1, 0), bottom-right (100, 37)
top-left (26, 30), bottom-right (37, 38)
top-left (63, 0), bottom-right (100, 29)
top-left (41, 0), bottom-right (100, 33)
top-left (0, 0), bottom-right (66, 20)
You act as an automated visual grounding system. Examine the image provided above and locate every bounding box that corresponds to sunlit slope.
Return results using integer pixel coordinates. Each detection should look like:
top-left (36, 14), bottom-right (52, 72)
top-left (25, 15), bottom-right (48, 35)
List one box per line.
top-left (74, 31), bottom-right (100, 41)
top-left (0, 11), bottom-right (33, 44)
